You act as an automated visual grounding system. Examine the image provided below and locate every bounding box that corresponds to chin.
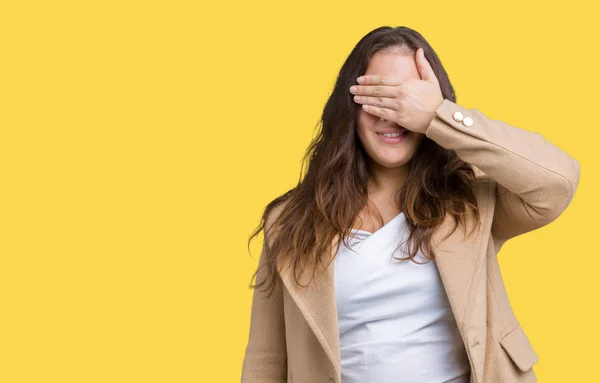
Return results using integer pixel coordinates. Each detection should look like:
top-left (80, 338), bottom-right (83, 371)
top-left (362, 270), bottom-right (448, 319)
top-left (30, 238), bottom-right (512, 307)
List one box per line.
top-left (371, 155), bottom-right (412, 168)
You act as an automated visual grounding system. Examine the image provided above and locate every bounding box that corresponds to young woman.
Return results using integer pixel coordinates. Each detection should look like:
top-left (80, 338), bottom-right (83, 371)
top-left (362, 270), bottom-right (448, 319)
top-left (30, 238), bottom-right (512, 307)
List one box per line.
top-left (241, 26), bottom-right (580, 383)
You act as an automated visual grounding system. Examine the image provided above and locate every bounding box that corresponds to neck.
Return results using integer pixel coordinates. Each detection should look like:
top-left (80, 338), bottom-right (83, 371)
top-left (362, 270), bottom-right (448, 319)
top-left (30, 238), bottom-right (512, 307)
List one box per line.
top-left (366, 160), bottom-right (409, 198)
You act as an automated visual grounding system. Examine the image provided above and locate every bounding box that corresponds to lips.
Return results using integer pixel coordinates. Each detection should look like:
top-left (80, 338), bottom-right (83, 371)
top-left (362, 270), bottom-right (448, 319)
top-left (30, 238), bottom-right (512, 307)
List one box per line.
top-left (376, 131), bottom-right (408, 137)
top-left (375, 130), bottom-right (409, 144)
top-left (376, 127), bottom-right (408, 134)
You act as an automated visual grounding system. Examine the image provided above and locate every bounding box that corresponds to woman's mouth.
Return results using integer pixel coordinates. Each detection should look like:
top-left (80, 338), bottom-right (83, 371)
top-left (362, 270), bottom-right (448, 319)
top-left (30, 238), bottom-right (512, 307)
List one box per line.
top-left (376, 131), bottom-right (409, 144)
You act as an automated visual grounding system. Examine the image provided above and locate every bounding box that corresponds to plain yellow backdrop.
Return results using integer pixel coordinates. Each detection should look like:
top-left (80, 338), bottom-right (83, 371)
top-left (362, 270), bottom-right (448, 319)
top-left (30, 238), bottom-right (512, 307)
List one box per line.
top-left (0, 0), bottom-right (598, 382)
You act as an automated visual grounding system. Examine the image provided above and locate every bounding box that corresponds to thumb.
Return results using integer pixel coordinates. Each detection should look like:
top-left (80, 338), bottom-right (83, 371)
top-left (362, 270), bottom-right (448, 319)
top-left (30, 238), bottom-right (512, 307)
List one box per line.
top-left (416, 48), bottom-right (437, 84)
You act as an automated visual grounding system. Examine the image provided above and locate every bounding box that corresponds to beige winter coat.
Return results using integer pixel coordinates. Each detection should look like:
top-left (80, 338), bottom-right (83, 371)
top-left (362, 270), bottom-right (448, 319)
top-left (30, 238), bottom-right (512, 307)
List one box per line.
top-left (241, 99), bottom-right (581, 383)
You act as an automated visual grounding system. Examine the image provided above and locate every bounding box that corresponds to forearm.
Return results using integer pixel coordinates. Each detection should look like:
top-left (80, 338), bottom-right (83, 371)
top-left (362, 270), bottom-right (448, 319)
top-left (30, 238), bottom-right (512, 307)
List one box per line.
top-left (425, 99), bottom-right (580, 235)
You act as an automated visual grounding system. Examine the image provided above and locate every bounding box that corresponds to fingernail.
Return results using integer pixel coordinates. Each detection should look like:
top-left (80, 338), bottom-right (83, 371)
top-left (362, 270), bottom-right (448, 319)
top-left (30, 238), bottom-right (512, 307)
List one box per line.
top-left (357, 77), bottom-right (365, 84)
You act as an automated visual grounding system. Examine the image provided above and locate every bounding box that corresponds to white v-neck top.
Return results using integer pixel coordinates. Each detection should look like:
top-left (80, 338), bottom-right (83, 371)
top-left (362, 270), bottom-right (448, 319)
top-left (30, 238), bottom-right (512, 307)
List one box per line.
top-left (334, 212), bottom-right (470, 383)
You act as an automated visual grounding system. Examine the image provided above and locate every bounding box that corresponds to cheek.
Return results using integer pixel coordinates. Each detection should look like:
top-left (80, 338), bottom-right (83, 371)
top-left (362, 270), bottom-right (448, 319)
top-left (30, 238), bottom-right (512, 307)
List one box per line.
top-left (357, 109), bottom-right (374, 126)
top-left (356, 110), bottom-right (375, 139)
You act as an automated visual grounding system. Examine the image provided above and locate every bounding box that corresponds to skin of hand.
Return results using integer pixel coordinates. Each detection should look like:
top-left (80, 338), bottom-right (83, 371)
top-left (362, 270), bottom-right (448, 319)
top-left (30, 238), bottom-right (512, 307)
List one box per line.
top-left (349, 48), bottom-right (445, 134)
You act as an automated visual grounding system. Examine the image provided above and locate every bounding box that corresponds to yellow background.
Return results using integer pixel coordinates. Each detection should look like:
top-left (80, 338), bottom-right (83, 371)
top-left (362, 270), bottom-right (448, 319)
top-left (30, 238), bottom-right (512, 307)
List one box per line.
top-left (1, 0), bottom-right (597, 381)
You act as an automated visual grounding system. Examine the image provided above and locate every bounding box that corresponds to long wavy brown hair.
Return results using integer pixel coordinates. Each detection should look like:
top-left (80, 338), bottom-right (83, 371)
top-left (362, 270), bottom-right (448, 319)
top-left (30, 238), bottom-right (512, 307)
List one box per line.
top-left (247, 26), bottom-right (480, 297)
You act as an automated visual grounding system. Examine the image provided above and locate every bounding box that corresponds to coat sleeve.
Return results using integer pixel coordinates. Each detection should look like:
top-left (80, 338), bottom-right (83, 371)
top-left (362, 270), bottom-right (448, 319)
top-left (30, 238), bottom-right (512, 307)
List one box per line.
top-left (425, 99), bottom-right (581, 241)
top-left (241, 208), bottom-right (287, 383)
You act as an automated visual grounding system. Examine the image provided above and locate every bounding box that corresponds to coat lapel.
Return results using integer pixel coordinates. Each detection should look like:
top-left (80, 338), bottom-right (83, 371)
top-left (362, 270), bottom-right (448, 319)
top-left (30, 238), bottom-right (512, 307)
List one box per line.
top-left (277, 238), bottom-right (342, 378)
top-left (277, 178), bottom-right (492, 381)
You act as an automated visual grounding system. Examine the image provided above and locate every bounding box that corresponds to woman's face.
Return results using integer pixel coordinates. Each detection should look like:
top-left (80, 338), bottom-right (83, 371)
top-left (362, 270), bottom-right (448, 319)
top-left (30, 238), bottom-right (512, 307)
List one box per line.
top-left (356, 50), bottom-right (426, 169)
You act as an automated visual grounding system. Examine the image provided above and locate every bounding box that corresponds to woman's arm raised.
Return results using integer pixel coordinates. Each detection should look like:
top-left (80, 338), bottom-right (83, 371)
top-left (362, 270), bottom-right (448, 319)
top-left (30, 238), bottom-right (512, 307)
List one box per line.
top-left (425, 98), bottom-right (581, 241)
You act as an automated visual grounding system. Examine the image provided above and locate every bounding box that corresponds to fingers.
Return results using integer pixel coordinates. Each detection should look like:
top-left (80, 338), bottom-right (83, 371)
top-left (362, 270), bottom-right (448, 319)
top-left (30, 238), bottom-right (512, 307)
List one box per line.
top-left (353, 95), bottom-right (399, 110)
top-left (360, 104), bottom-right (391, 120)
top-left (349, 84), bottom-right (397, 98)
top-left (415, 48), bottom-right (438, 84)
top-left (356, 75), bottom-right (400, 86)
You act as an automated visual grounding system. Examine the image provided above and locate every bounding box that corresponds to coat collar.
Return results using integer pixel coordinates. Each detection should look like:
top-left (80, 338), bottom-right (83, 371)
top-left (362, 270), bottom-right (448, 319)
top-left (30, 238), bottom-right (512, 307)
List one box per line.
top-left (276, 177), bottom-right (492, 382)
